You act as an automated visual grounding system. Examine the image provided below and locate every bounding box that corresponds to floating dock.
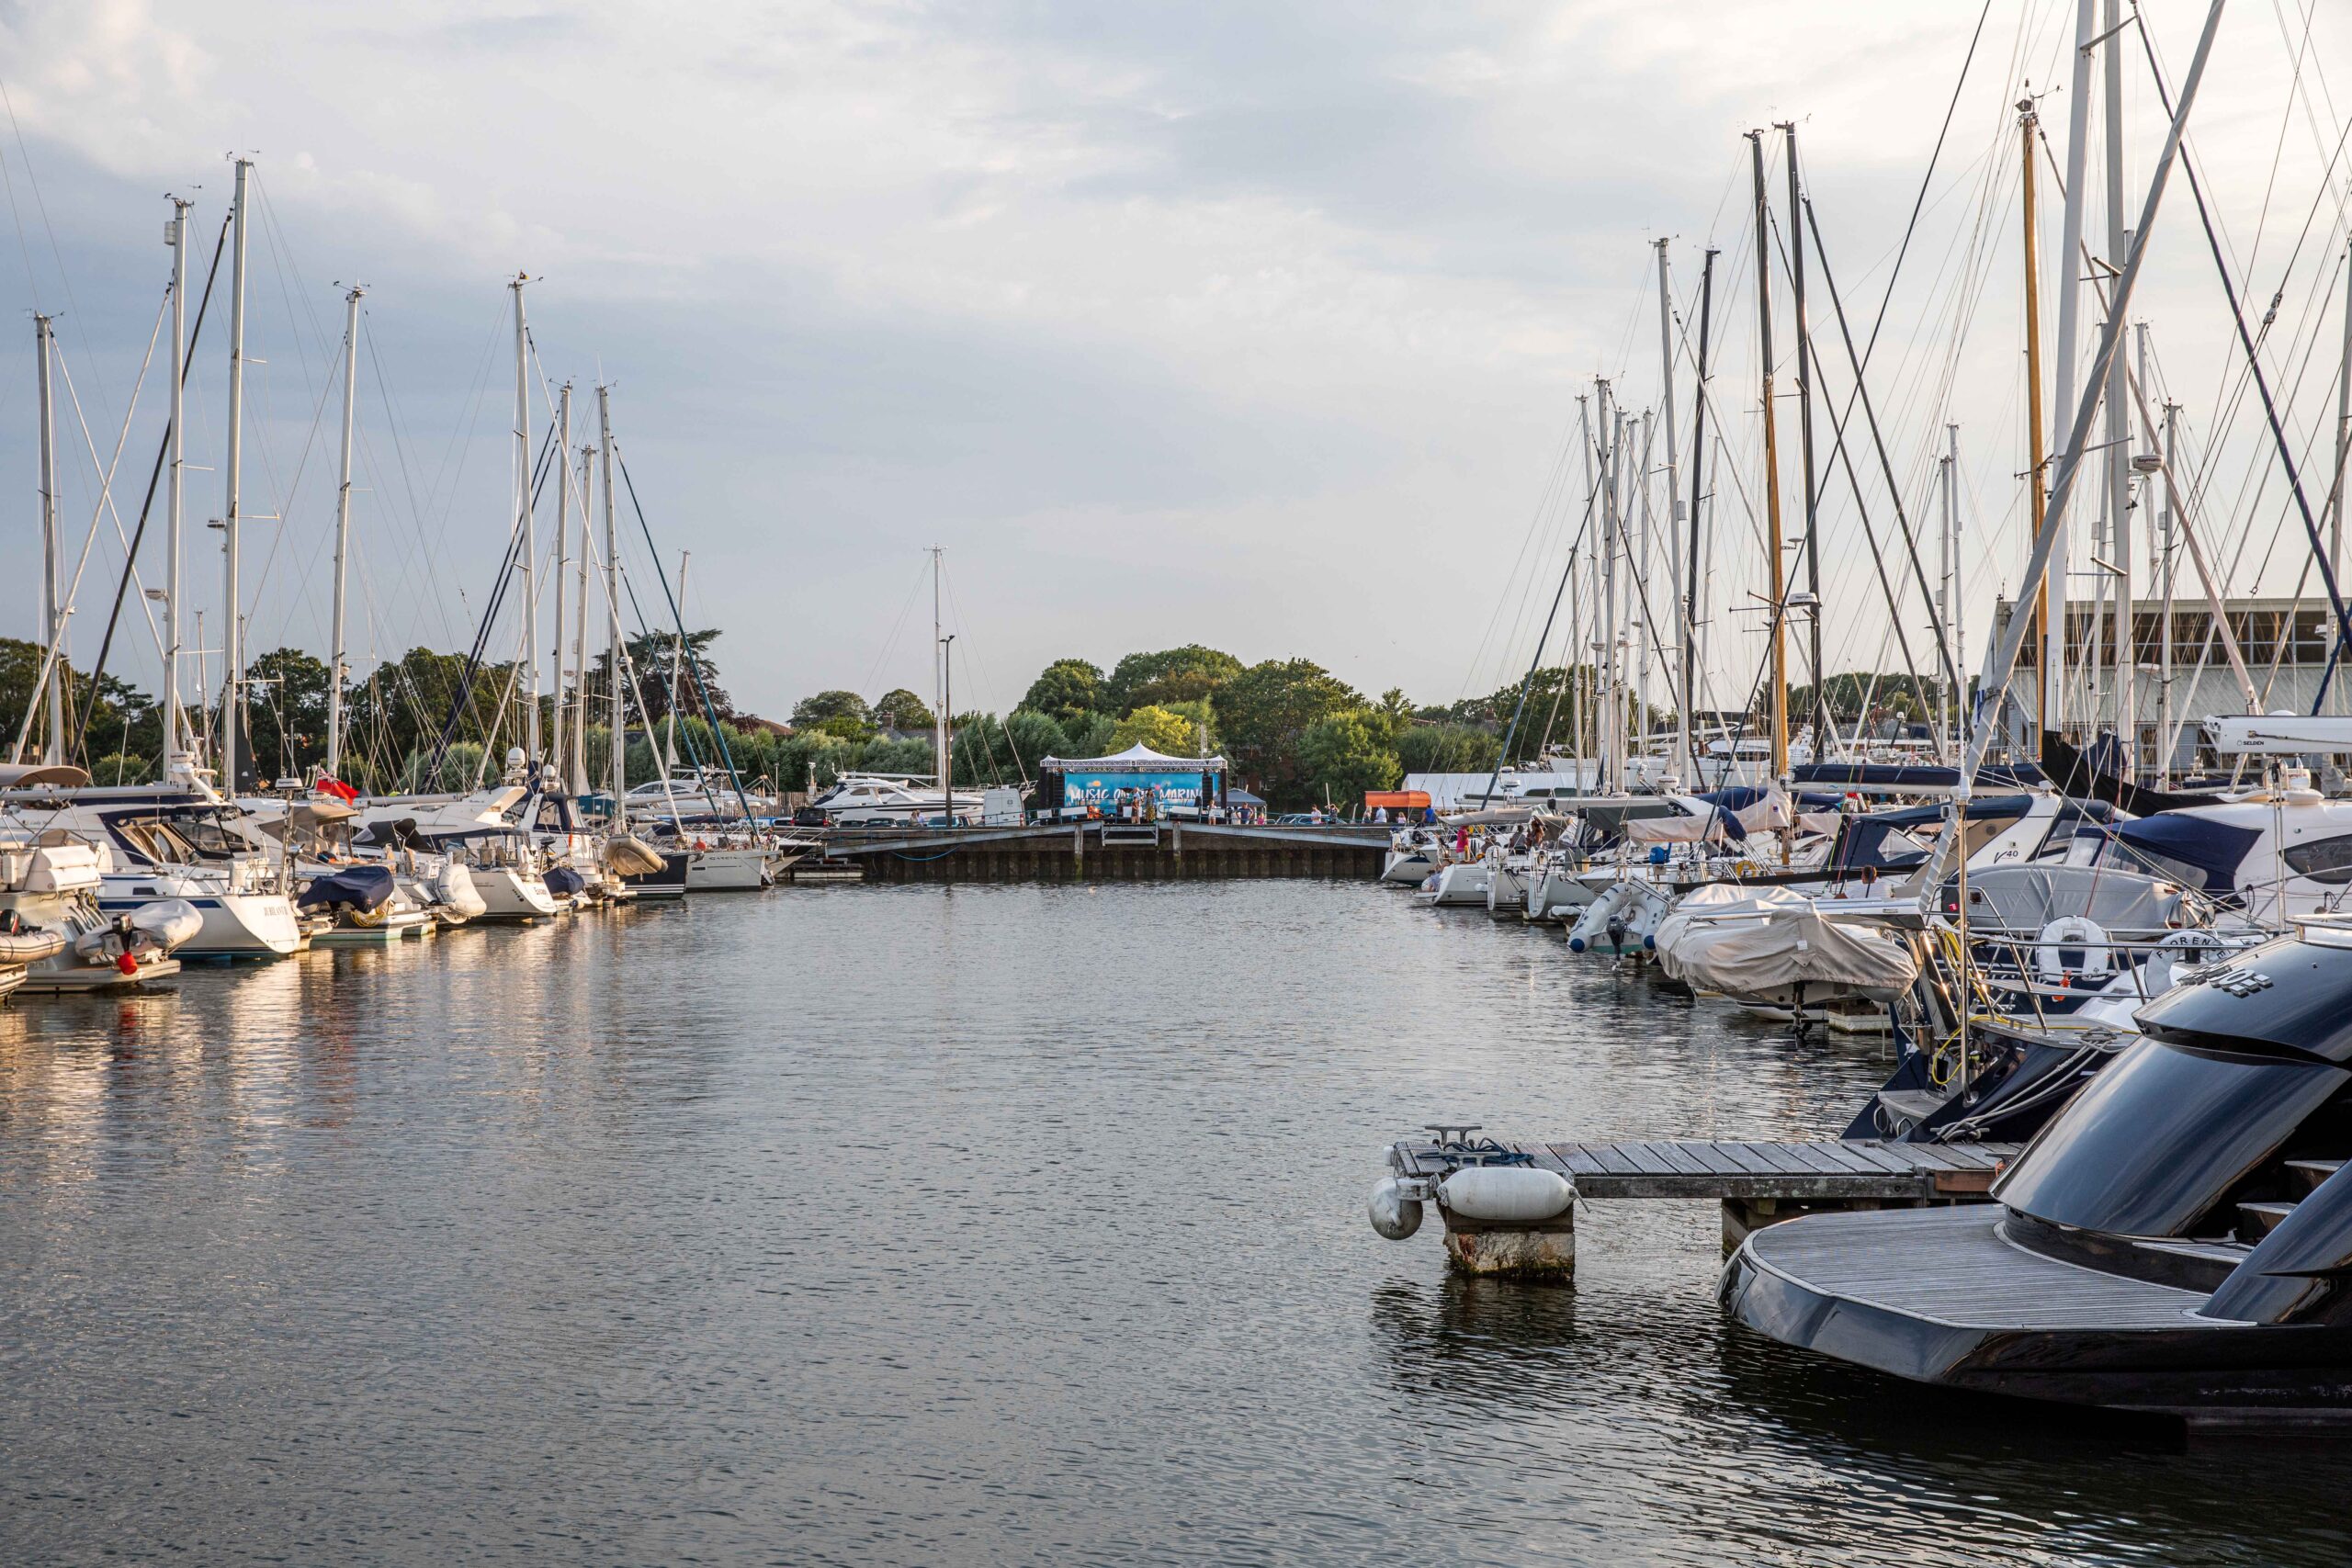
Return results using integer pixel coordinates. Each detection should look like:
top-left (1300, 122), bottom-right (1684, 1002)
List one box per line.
top-left (814, 820), bottom-right (1387, 882)
top-left (1381, 1129), bottom-right (2023, 1280)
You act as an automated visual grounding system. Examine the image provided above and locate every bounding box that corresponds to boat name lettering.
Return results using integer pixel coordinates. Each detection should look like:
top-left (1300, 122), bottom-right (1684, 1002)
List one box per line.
top-left (2198, 966), bottom-right (2274, 998)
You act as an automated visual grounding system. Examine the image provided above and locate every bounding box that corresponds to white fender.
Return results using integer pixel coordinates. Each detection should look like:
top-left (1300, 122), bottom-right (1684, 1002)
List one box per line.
top-left (1438, 1165), bottom-right (1576, 1224)
top-left (1367, 1177), bottom-right (1423, 1241)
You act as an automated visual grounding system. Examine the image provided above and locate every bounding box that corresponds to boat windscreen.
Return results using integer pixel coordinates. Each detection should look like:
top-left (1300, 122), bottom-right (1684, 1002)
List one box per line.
top-left (1996, 1038), bottom-right (2347, 1238)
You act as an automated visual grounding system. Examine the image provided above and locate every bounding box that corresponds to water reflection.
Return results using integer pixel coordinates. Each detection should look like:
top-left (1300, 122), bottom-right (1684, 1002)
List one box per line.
top-left (0, 884), bottom-right (2343, 1565)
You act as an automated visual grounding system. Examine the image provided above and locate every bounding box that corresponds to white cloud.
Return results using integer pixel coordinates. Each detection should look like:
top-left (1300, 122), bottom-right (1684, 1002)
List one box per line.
top-left (1, 0), bottom-right (2346, 722)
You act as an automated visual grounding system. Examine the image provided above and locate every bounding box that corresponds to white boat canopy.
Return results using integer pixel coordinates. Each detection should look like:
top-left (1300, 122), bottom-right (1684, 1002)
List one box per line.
top-left (1039, 743), bottom-right (1226, 773)
top-left (0, 763), bottom-right (93, 789)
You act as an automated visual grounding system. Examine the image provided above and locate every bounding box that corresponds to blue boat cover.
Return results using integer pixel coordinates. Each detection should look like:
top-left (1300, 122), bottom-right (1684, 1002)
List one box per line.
top-left (2108, 813), bottom-right (2265, 892)
top-left (1790, 761), bottom-right (2048, 791)
top-left (1697, 786), bottom-right (1846, 812)
top-left (297, 863), bottom-right (396, 914)
top-left (543, 863), bottom-right (588, 897)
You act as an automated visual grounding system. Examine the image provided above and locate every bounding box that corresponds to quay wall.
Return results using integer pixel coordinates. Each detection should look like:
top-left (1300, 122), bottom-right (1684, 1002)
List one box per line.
top-left (822, 825), bottom-right (1384, 883)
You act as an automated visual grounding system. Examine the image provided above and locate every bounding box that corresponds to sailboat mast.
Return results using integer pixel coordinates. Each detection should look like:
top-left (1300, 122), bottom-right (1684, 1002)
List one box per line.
top-left (2047, 0), bottom-right (2098, 741)
top-left (1939, 424), bottom-right (1957, 755)
top-left (1951, 424), bottom-right (1967, 747)
top-left (35, 314), bottom-right (62, 764)
top-left (599, 383), bottom-right (621, 811)
top-left (2102, 0), bottom-right (2133, 770)
top-left (1747, 130), bottom-right (1790, 781)
top-left (1634, 408), bottom-right (1654, 774)
top-left (2018, 97), bottom-right (2050, 755)
top-left (222, 155), bottom-right (252, 792)
top-left (1689, 248), bottom-right (1716, 781)
top-left (1655, 239), bottom-right (1689, 780)
top-left (326, 284), bottom-right (363, 780)
top-left (1576, 392), bottom-right (1595, 785)
top-left (931, 547), bottom-right (947, 792)
top-left (552, 382), bottom-right (572, 779)
top-left (2329, 243), bottom-right (2352, 714)
top-left (1597, 379), bottom-right (1619, 792)
top-left (512, 274), bottom-right (538, 767)
top-left (164, 197), bottom-right (190, 784)
top-left (571, 442), bottom-right (592, 795)
top-left (665, 552), bottom-right (687, 772)
top-left (1781, 123), bottom-right (1825, 750)
top-left (2159, 389), bottom-right (2178, 789)
top-left (943, 633), bottom-right (956, 822)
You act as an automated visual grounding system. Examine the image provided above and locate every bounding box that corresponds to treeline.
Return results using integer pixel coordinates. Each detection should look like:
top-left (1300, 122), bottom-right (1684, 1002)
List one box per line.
top-left (791, 646), bottom-right (1522, 809)
top-left (14, 628), bottom-right (1916, 808)
top-left (0, 632), bottom-right (747, 795)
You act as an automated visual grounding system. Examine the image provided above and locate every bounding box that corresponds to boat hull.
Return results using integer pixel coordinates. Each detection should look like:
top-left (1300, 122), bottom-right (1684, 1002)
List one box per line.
top-left (21, 955), bottom-right (183, 991)
top-left (1486, 863), bottom-right (1528, 919)
top-left (96, 887), bottom-right (304, 958)
top-left (1415, 863), bottom-right (1490, 908)
top-left (684, 846), bottom-right (769, 891)
top-left (621, 852), bottom-right (691, 901)
top-left (1381, 850), bottom-right (1436, 886)
top-left (469, 866), bottom-right (563, 921)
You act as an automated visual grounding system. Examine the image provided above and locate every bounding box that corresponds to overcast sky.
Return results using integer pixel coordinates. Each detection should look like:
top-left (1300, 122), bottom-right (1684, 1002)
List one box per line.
top-left (4, 0), bottom-right (2347, 723)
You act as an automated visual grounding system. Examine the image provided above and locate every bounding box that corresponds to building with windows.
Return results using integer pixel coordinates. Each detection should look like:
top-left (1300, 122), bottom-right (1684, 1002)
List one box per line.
top-left (1992, 594), bottom-right (2346, 769)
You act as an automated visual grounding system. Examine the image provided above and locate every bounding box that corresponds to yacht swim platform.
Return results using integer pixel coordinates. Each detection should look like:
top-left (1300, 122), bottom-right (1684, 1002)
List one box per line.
top-left (1376, 1130), bottom-right (2023, 1280)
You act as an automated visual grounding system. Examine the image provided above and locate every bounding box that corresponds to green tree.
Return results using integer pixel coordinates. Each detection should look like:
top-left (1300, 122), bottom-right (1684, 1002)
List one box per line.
top-left (1211, 658), bottom-right (1363, 807)
top-left (243, 647), bottom-right (334, 783)
top-left (792, 690), bottom-right (873, 737)
top-left (956, 708), bottom-right (1069, 784)
top-left (588, 628), bottom-right (731, 726)
top-left (1103, 645), bottom-right (1244, 714)
top-left (1394, 722), bottom-right (1502, 776)
top-left (1020, 659), bottom-right (1104, 726)
top-left (340, 648), bottom-right (526, 792)
top-left (0, 637), bottom-right (159, 775)
top-left (1003, 709), bottom-right (1070, 767)
top-left (1299, 712), bottom-right (1402, 809)
top-left (1048, 710), bottom-right (1113, 757)
top-left (951, 712), bottom-right (1043, 788)
top-left (869, 688), bottom-right (934, 732)
top-left (1112, 704), bottom-right (1198, 754)
top-left (1789, 671), bottom-right (1942, 726)
top-left (858, 737), bottom-right (934, 776)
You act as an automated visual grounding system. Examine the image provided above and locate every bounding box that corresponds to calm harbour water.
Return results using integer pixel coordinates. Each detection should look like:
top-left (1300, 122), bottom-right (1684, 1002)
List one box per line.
top-left (4, 879), bottom-right (2351, 1566)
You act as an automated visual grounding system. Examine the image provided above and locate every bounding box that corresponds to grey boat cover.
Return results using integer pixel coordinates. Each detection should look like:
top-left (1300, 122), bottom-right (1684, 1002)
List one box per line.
top-left (1951, 864), bottom-right (2190, 939)
top-left (603, 834), bottom-right (668, 876)
top-left (1655, 884), bottom-right (1921, 1004)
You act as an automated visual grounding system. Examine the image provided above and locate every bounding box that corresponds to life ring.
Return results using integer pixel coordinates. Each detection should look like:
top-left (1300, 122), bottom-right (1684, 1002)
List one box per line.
top-left (2034, 916), bottom-right (2111, 983)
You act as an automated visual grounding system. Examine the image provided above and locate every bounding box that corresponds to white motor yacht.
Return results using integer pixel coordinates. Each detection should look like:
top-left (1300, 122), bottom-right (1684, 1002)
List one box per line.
top-left (0, 780), bottom-right (308, 958)
top-left (809, 773), bottom-right (977, 827)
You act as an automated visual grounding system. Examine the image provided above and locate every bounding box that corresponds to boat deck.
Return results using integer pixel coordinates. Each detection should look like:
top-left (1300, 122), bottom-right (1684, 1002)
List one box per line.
top-left (1740, 1204), bottom-right (2211, 1330)
top-left (1388, 1134), bottom-right (2022, 1201)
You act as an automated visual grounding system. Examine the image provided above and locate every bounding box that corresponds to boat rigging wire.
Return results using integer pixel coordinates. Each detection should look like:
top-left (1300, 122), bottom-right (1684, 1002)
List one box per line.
top-left (2132, 8), bottom-right (2352, 710)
